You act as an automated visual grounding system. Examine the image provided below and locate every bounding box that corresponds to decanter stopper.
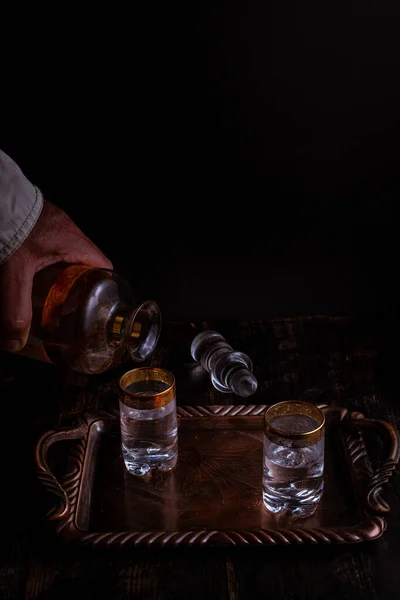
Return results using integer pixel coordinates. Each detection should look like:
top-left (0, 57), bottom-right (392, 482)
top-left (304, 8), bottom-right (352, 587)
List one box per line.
top-left (190, 330), bottom-right (258, 398)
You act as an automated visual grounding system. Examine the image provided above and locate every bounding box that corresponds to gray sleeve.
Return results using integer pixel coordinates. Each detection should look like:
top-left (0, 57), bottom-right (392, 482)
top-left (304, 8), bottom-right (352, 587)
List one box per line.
top-left (0, 149), bottom-right (43, 266)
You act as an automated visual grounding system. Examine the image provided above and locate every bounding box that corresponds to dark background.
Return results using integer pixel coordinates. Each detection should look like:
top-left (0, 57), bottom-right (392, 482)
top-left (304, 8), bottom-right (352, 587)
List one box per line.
top-left (2, 1), bottom-right (400, 321)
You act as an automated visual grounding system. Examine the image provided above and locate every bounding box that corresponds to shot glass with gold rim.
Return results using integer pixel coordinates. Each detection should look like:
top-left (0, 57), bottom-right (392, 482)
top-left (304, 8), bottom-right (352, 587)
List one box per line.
top-left (262, 401), bottom-right (325, 517)
top-left (118, 367), bottom-right (178, 476)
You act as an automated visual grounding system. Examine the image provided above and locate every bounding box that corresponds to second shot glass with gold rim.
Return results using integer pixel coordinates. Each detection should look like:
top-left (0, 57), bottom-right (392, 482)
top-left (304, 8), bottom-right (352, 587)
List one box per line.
top-left (262, 401), bottom-right (325, 517)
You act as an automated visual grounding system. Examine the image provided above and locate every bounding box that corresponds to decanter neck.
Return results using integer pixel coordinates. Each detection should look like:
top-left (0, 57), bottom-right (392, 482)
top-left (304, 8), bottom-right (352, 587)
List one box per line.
top-left (110, 300), bottom-right (161, 362)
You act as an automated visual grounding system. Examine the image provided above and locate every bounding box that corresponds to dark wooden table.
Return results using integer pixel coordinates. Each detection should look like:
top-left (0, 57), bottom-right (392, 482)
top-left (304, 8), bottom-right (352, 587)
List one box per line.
top-left (1, 315), bottom-right (399, 600)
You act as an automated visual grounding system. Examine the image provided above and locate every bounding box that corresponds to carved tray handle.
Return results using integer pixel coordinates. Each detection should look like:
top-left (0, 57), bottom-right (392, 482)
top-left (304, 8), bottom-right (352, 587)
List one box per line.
top-left (35, 419), bottom-right (88, 520)
top-left (347, 411), bottom-right (400, 514)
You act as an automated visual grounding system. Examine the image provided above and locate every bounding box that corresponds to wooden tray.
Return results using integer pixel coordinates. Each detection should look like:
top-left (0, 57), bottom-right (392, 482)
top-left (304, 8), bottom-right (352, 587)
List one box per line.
top-left (35, 405), bottom-right (400, 547)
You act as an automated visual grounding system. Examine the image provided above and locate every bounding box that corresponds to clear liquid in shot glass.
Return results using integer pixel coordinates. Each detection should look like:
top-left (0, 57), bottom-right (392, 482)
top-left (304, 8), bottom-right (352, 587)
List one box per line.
top-left (120, 379), bottom-right (178, 476)
top-left (262, 414), bottom-right (324, 517)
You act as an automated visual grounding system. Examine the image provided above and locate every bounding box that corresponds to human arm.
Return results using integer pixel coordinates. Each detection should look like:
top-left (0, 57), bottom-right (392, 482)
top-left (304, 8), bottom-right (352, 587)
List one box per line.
top-left (0, 149), bottom-right (112, 352)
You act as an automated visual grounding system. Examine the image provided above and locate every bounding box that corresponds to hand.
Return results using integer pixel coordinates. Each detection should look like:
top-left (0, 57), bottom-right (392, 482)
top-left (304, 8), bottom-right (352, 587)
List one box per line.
top-left (0, 200), bottom-right (113, 352)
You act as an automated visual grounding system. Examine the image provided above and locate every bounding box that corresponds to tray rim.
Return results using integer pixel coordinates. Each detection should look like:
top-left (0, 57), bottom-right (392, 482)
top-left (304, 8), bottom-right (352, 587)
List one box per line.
top-left (35, 404), bottom-right (400, 547)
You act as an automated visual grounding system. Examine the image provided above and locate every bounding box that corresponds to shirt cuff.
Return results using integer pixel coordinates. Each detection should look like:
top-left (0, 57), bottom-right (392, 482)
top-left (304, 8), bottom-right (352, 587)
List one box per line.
top-left (0, 149), bottom-right (44, 266)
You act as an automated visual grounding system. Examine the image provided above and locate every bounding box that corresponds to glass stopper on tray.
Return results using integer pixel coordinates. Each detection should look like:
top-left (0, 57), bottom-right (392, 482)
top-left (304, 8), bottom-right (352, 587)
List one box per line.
top-left (190, 330), bottom-right (258, 397)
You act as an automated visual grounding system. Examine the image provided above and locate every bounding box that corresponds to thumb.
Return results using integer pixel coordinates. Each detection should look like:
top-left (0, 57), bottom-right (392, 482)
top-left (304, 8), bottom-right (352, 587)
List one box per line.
top-left (0, 260), bottom-right (34, 352)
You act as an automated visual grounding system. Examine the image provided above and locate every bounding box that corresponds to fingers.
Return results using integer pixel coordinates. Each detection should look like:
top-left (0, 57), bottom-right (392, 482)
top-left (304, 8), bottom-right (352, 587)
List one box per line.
top-left (26, 199), bottom-right (113, 272)
top-left (0, 259), bottom-right (34, 352)
top-left (62, 235), bottom-right (113, 270)
top-left (0, 199), bottom-right (112, 355)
